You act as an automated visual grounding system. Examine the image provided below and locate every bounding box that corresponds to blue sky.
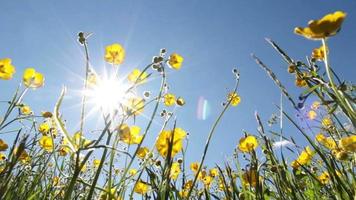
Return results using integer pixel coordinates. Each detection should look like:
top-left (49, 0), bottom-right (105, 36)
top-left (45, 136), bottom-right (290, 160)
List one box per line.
top-left (1, 1), bottom-right (355, 168)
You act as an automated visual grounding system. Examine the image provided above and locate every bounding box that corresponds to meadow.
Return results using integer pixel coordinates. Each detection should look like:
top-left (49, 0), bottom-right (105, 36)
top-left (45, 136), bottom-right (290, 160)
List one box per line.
top-left (0, 10), bottom-right (355, 200)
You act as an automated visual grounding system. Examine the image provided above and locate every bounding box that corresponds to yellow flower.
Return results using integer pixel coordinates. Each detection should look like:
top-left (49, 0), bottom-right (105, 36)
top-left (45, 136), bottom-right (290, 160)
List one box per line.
top-left (0, 58), bottom-right (16, 80)
top-left (294, 11), bottom-right (346, 40)
top-left (322, 117), bottom-right (333, 128)
top-left (137, 147), bottom-right (149, 159)
top-left (134, 180), bottom-right (149, 195)
top-left (315, 133), bottom-right (336, 150)
top-left (242, 169), bottom-right (261, 188)
top-left (155, 128), bottom-right (187, 158)
top-left (99, 188), bottom-right (122, 200)
top-left (0, 139), bottom-right (9, 151)
top-left (209, 168), bottom-right (219, 177)
top-left (14, 148), bottom-right (31, 164)
top-left (20, 105), bottom-right (32, 115)
top-left (312, 45), bottom-right (328, 61)
top-left (339, 135), bottom-right (356, 153)
top-left (291, 146), bottom-right (314, 169)
top-left (128, 69), bottom-right (148, 84)
top-left (238, 135), bottom-right (258, 153)
top-left (311, 101), bottom-right (321, 110)
top-left (38, 123), bottom-right (50, 135)
top-left (190, 162), bottom-right (200, 173)
top-left (168, 53), bottom-right (184, 70)
top-left (0, 152), bottom-right (6, 161)
top-left (104, 43), bottom-right (125, 65)
top-left (176, 97), bottom-right (185, 106)
top-left (164, 93), bottom-right (176, 107)
top-left (295, 76), bottom-right (307, 87)
top-left (202, 175), bottom-right (213, 188)
top-left (288, 64), bottom-right (296, 73)
top-left (23, 68), bottom-right (44, 88)
top-left (180, 180), bottom-right (193, 198)
top-left (227, 92), bottom-right (241, 106)
top-left (333, 149), bottom-right (348, 160)
top-left (81, 163), bottom-right (87, 172)
top-left (118, 124), bottom-right (143, 145)
top-left (318, 171), bottom-right (330, 185)
top-left (129, 168), bottom-right (137, 176)
top-left (39, 135), bottom-right (53, 152)
top-left (93, 159), bottom-right (101, 168)
top-left (170, 162), bottom-right (181, 180)
top-left (53, 176), bottom-right (60, 186)
top-left (87, 71), bottom-right (98, 87)
top-left (307, 110), bottom-right (317, 120)
top-left (58, 140), bottom-right (71, 156)
top-left (127, 97), bottom-right (145, 115)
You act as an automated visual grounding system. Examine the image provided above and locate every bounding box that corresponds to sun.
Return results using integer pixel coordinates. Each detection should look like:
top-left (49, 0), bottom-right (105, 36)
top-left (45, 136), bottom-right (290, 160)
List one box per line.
top-left (85, 75), bottom-right (131, 114)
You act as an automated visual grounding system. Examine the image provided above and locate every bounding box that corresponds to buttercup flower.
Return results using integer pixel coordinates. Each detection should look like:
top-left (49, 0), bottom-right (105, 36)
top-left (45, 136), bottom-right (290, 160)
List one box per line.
top-left (339, 135), bottom-right (356, 153)
top-left (202, 175), bottom-right (213, 188)
top-left (294, 11), bottom-right (346, 40)
top-left (127, 97), bottom-right (145, 115)
top-left (137, 147), bottom-right (149, 159)
top-left (38, 123), bottom-right (50, 135)
top-left (291, 146), bottom-right (314, 169)
top-left (0, 139), bottom-right (9, 151)
top-left (155, 128), bottom-right (187, 158)
top-left (190, 162), bottom-right (200, 173)
top-left (93, 159), bottom-right (101, 168)
top-left (307, 110), bottom-right (317, 120)
top-left (87, 71), bottom-right (98, 87)
top-left (20, 105), bottom-right (32, 115)
top-left (14, 148), bottom-right (31, 164)
top-left (295, 76), bottom-right (307, 87)
top-left (23, 68), bottom-right (44, 88)
top-left (287, 64), bottom-right (296, 74)
top-left (128, 69), bottom-right (148, 84)
top-left (238, 135), bottom-right (258, 153)
top-left (104, 43), bottom-right (125, 65)
top-left (164, 93), bottom-right (176, 107)
top-left (168, 53), bottom-right (184, 70)
top-left (0, 152), bottom-right (6, 161)
top-left (170, 162), bottom-right (181, 180)
top-left (0, 58), bottom-right (15, 80)
top-left (315, 133), bottom-right (336, 150)
top-left (134, 180), bottom-right (149, 195)
top-left (118, 124), bottom-right (143, 145)
top-left (311, 101), bottom-right (321, 110)
top-left (242, 169), bottom-right (262, 188)
top-left (318, 171), bottom-right (330, 185)
top-left (322, 117), bottom-right (333, 128)
top-left (129, 168), bottom-right (137, 176)
top-left (53, 176), bottom-right (60, 186)
top-left (227, 92), bottom-right (241, 106)
top-left (58, 139), bottom-right (71, 156)
top-left (209, 168), bottom-right (219, 177)
top-left (312, 45), bottom-right (328, 61)
top-left (39, 136), bottom-right (53, 152)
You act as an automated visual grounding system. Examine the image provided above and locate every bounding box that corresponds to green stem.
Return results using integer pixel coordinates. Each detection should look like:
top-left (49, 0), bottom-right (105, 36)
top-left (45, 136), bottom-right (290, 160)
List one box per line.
top-left (322, 39), bottom-right (355, 126)
top-left (186, 77), bottom-right (239, 198)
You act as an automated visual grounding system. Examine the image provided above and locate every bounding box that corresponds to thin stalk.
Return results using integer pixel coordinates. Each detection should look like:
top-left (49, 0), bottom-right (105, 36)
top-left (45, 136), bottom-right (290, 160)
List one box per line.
top-left (322, 39), bottom-right (355, 126)
top-left (186, 76), bottom-right (239, 198)
top-left (79, 39), bottom-right (90, 135)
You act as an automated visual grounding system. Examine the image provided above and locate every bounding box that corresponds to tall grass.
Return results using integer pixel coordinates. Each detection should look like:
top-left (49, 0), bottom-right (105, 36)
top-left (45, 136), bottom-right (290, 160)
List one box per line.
top-left (0, 11), bottom-right (355, 200)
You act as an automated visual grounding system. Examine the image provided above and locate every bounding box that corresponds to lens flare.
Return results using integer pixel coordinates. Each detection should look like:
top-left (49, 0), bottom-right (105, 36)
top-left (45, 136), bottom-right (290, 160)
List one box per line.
top-left (197, 96), bottom-right (210, 120)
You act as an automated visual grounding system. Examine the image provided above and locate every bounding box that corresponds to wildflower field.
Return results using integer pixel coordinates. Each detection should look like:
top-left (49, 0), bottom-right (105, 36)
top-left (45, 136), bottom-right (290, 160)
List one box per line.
top-left (0, 2), bottom-right (355, 200)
